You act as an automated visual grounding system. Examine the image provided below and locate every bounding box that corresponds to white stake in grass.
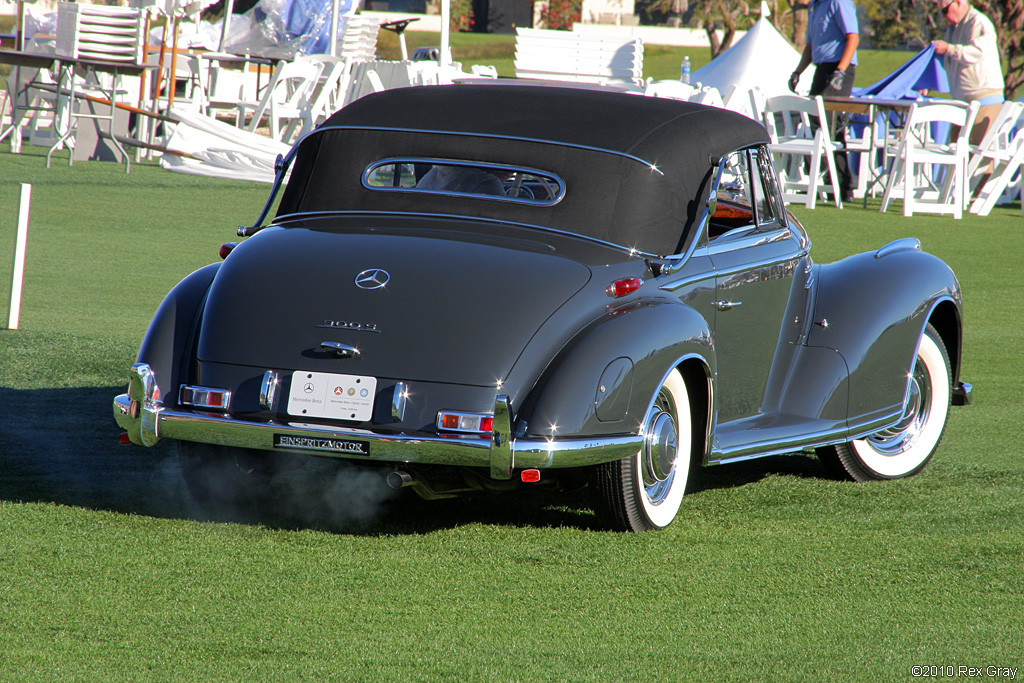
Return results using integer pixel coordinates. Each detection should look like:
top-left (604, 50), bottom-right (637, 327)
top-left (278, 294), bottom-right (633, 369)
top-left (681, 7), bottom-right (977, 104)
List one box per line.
top-left (8, 183), bottom-right (31, 330)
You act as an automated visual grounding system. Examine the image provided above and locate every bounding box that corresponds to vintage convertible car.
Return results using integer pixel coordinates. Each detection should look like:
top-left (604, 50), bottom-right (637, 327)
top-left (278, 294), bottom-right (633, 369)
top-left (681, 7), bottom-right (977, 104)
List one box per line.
top-left (114, 84), bottom-right (971, 531)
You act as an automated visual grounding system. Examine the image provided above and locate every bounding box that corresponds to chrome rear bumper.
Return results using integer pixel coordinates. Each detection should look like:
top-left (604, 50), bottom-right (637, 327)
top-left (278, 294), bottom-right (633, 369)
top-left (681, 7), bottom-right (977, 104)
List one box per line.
top-left (114, 363), bottom-right (641, 480)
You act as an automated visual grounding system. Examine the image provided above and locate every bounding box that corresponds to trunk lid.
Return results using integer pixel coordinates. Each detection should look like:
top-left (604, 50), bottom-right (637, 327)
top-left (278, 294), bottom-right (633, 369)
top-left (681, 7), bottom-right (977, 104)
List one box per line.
top-left (197, 221), bottom-right (592, 386)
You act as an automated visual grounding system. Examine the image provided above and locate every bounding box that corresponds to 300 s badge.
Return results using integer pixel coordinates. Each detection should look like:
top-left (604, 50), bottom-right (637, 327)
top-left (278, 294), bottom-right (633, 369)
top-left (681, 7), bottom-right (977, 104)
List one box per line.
top-left (316, 320), bottom-right (379, 332)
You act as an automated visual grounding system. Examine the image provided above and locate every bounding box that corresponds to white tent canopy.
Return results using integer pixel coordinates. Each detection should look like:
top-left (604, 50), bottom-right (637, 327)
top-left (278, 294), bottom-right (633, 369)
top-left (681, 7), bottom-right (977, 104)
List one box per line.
top-left (690, 2), bottom-right (811, 117)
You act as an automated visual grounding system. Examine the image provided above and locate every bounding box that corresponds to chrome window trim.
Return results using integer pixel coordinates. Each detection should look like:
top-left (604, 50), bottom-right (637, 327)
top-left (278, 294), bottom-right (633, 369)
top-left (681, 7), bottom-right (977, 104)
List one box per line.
top-left (313, 124), bottom-right (665, 174)
top-left (361, 157), bottom-right (567, 206)
top-left (705, 227), bottom-right (796, 258)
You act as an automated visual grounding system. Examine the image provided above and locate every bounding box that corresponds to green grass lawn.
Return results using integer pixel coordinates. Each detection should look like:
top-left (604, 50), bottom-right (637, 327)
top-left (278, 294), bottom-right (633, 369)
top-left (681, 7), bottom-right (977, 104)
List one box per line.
top-left (1, 79), bottom-right (1022, 681)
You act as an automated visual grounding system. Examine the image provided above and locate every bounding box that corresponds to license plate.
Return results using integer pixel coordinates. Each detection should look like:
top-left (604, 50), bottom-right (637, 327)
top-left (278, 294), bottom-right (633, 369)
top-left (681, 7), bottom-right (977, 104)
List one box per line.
top-left (287, 371), bottom-right (377, 422)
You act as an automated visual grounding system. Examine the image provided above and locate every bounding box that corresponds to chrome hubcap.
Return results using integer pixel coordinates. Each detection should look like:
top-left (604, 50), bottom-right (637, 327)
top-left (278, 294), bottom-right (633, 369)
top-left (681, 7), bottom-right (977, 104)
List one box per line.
top-left (866, 358), bottom-right (931, 456)
top-left (641, 392), bottom-right (679, 504)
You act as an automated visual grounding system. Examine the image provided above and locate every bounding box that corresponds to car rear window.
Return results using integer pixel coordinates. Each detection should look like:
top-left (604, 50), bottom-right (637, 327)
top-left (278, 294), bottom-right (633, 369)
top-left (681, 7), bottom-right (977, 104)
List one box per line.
top-left (363, 159), bottom-right (565, 206)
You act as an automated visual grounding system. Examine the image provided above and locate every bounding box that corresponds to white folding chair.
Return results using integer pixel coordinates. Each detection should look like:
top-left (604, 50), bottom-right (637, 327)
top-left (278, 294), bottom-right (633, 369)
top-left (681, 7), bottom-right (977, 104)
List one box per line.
top-left (880, 100), bottom-right (979, 219)
top-left (235, 58), bottom-right (324, 143)
top-left (297, 55), bottom-right (351, 137)
top-left (150, 53), bottom-right (210, 115)
top-left (762, 94), bottom-right (844, 209)
top-left (968, 100), bottom-right (1024, 216)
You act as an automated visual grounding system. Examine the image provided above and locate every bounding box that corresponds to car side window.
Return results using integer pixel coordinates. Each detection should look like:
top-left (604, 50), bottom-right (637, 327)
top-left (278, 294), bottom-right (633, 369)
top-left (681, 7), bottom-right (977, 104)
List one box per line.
top-left (751, 146), bottom-right (784, 228)
top-left (363, 159), bottom-right (564, 205)
top-left (708, 150), bottom-right (756, 239)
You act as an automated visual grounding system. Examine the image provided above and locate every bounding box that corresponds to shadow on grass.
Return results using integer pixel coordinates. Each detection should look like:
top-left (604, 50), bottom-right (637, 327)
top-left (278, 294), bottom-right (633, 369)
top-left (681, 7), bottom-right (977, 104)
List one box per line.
top-left (689, 451), bottom-right (834, 494)
top-left (0, 386), bottom-right (833, 535)
top-left (0, 386), bottom-right (603, 533)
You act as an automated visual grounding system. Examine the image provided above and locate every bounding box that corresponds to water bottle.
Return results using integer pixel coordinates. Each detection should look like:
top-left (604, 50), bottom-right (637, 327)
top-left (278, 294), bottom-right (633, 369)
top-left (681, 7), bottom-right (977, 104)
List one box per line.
top-left (680, 55), bottom-right (691, 84)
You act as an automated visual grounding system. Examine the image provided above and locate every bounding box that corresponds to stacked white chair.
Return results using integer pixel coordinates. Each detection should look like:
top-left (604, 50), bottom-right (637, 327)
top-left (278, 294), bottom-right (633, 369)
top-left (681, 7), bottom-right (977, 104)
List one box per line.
top-left (513, 28), bottom-right (644, 87)
top-left (967, 100), bottom-right (1024, 216)
top-left (49, 2), bottom-right (146, 168)
top-left (880, 100), bottom-right (979, 219)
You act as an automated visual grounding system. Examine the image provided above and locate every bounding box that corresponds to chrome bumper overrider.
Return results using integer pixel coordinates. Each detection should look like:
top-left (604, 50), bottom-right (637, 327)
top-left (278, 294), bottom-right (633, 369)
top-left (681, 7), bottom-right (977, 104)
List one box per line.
top-left (113, 363), bottom-right (641, 480)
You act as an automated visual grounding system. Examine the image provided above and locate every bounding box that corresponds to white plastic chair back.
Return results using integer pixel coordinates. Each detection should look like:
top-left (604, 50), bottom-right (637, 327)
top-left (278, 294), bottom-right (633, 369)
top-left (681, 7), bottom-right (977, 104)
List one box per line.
top-left (762, 94), bottom-right (844, 209)
top-left (969, 100), bottom-right (1024, 215)
top-left (237, 58), bottom-right (324, 143)
top-left (880, 100), bottom-right (979, 219)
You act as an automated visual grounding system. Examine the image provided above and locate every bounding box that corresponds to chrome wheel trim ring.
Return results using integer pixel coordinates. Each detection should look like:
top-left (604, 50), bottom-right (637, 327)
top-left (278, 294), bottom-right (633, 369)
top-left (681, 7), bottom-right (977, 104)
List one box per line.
top-left (641, 394), bottom-right (679, 506)
top-left (865, 361), bottom-right (931, 456)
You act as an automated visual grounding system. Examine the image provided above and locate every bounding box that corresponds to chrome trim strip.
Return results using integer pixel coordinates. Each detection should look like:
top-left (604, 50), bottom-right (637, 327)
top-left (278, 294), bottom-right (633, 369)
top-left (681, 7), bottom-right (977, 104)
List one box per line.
top-left (709, 249), bottom-right (810, 281)
top-left (875, 237), bottom-right (921, 259)
top-left (711, 409), bottom-right (904, 464)
top-left (658, 273), bottom-right (711, 292)
top-left (705, 229), bottom-right (797, 257)
top-left (658, 243), bottom-right (808, 292)
top-left (269, 210), bottom-right (665, 260)
top-left (314, 125), bottom-right (664, 173)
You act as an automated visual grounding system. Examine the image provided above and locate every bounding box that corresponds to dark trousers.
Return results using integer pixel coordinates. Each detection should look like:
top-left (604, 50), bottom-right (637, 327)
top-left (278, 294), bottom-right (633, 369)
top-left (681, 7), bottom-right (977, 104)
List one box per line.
top-left (810, 62), bottom-right (856, 199)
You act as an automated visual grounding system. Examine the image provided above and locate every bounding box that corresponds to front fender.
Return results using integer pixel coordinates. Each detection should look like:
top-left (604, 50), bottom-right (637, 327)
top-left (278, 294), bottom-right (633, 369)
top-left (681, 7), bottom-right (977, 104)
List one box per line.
top-left (808, 241), bottom-right (961, 422)
top-left (525, 300), bottom-right (714, 438)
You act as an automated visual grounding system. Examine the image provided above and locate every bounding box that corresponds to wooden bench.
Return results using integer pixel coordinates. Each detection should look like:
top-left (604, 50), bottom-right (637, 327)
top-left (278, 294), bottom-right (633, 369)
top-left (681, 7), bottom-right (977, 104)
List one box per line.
top-left (514, 28), bottom-right (644, 87)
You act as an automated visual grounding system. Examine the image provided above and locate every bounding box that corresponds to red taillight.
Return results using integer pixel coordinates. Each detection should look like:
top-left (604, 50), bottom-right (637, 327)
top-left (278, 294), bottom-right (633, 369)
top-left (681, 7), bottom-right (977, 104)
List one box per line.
top-left (219, 242), bottom-right (238, 259)
top-left (521, 469), bottom-right (541, 483)
top-left (606, 277), bottom-right (643, 298)
top-left (179, 385), bottom-right (232, 411)
top-left (437, 411), bottom-right (494, 433)
top-left (118, 432), bottom-right (131, 445)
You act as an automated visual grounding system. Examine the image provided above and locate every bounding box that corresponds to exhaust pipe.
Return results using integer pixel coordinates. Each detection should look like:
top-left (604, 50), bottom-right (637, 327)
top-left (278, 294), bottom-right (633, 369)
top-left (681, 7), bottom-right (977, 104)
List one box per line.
top-left (387, 470), bottom-right (415, 489)
top-left (385, 468), bottom-right (480, 500)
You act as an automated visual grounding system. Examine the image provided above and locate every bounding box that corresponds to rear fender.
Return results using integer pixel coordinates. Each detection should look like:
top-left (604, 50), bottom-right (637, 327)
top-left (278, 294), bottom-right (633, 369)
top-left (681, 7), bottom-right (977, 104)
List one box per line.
top-left (808, 242), bottom-right (961, 423)
top-left (525, 300), bottom-right (714, 439)
top-left (135, 264), bottom-right (220, 406)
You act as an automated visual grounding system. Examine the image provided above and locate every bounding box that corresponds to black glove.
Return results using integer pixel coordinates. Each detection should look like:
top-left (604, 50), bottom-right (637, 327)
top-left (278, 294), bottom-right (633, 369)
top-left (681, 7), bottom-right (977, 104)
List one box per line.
top-left (829, 69), bottom-right (846, 91)
top-left (788, 71), bottom-right (800, 93)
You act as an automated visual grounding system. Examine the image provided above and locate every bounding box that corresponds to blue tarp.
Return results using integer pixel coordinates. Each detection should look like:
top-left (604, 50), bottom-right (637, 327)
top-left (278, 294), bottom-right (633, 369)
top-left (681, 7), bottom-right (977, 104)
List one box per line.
top-left (853, 45), bottom-right (949, 99)
top-left (233, 0), bottom-right (359, 58)
top-left (281, 0), bottom-right (354, 55)
top-left (846, 46), bottom-right (952, 179)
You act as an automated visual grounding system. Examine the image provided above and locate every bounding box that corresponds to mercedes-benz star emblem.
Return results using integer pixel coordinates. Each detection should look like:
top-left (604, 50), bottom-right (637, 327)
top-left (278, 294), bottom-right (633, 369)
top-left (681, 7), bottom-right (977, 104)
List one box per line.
top-left (354, 268), bottom-right (390, 290)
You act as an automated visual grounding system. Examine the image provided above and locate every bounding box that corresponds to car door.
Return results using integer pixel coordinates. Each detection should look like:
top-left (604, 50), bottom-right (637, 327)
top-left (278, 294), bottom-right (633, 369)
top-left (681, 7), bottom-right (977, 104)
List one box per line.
top-left (704, 147), bottom-right (808, 437)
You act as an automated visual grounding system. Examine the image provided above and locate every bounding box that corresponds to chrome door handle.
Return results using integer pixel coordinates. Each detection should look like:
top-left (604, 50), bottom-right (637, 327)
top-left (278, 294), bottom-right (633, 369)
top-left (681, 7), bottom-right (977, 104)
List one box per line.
top-left (712, 300), bottom-right (742, 311)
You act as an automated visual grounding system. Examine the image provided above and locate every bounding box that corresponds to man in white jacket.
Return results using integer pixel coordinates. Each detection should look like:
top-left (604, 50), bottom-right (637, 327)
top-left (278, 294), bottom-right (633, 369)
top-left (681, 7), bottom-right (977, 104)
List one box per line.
top-left (932, 0), bottom-right (1005, 145)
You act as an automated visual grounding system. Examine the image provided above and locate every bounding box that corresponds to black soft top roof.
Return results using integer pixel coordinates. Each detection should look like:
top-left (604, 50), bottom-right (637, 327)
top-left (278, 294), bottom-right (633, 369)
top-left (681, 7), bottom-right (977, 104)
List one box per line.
top-left (278, 84), bottom-right (769, 257)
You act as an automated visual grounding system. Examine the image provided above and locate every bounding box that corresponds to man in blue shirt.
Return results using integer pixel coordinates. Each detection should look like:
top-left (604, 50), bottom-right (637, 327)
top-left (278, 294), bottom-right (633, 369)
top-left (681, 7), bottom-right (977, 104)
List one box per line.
top-left (789, 0), bottom-right (860, 203)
